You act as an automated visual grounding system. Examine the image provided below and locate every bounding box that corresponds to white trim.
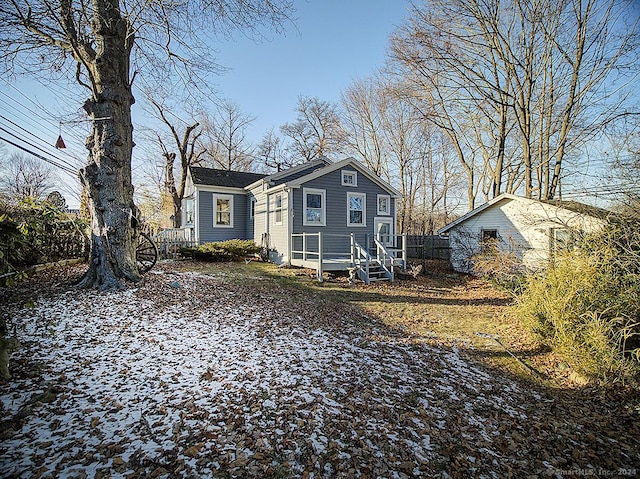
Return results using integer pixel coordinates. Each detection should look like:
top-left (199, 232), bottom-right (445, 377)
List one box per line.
top-left (341, 170), bottom-right (358, 187)
top-left (194, 184), bottom-right (247, 195)
top-left (303, 188), bottom-right (326, 227)
top-left (287, 157), bottom-right (401, 197)
top-left (246, 177), bottom-right (267, 190)
top-left (347, 192), bottom-right (367, 227)
top-left (438, 194), bottom-right (529, 234)
top-left (374, 217), bottom-right (394, 246)
top-left (273, 192), bottom-right (283, 225)
top-left (437, 193), bottom-right (610, 235)
top-left (263, 183), bottom-right (289, 195)
top-left (377, 194), bottom-right (391, 216)
top-left (268, 158), bottom-right (329, 182)
top-left (184, 196), bottom-right (195, 225)
top-left (213, 193), bottom-right (234, 228)
top-left (287, 189), bottom-right (294, 265)
top-left (194, 189), bottom-right (200, 243)
top-left (250, 197), bottom-right (256, 219)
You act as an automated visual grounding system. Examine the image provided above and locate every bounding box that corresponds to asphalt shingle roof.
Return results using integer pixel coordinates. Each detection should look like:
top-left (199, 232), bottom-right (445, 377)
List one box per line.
top-left (190, 167), bottom-right (267, 188)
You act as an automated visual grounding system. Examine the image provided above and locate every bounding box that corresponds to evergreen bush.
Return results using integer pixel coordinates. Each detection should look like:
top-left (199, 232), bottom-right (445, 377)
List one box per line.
top-left (181, 239), bottom-right (260, 262)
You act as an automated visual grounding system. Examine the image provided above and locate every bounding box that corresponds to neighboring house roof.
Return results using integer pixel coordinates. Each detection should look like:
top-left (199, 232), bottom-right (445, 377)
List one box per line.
top-left (540, 199), bottom-right (611, 220)
top-left (438, 193), bottom-right (611, 234)
top-left (190, 167), bottom-right (267, 188)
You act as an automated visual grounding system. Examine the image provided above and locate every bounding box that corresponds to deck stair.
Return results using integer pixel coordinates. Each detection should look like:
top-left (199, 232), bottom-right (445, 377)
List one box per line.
top-left (366, 260), bottom-right (391, 282)
top-left (289, 232), bottom-right (406, 283)
top-left (352, 236), bottom-right (397, 284)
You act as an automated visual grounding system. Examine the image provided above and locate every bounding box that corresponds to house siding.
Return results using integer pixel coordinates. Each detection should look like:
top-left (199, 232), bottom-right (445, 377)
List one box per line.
top-left (266, 190), bottom-right (290, 263)
top-left (188, 160), bottom-right (398, 264)
top-left (289, 168), bottom-right (396, 256)
top-left (447, 197), bottom-right (604, 273)
top-left (197, 190), bottom-right (249, 243)
top-left (248, 184), bottom-right (267, 246)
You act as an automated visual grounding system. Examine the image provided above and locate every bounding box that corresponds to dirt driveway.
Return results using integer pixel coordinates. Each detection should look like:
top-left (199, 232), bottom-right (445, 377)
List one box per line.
top-left (1, 262), bottom-right (638, 478)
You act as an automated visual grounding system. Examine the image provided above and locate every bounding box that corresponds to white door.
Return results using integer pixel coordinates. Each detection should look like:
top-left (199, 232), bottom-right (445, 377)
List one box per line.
top-left (374, 218), bottom-right (393, 246)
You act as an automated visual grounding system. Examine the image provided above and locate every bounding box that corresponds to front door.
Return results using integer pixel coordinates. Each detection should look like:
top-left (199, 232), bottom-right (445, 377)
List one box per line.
top-left (374, 218), bottom-right (393, 246)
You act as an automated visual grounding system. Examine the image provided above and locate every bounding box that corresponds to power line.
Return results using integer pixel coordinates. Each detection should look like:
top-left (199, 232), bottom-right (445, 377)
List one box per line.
top-left (0, 88), bottom-right (88, 146)
top-left (0, 114), bottom-right (83, 170)
top-left (0, 135), bottom-right (78, 176)
top-left (0, 126), bottom-right (79, 175)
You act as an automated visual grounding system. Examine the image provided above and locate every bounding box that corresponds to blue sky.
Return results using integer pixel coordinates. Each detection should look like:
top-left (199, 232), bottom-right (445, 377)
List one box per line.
top-left (0, 1), bottom-right (410, 207)
top-left (209, 0), bottom-right (410, 141)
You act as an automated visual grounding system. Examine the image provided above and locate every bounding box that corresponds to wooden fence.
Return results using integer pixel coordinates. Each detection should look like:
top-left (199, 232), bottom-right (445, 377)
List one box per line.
top-left (405, 235), bottom-right (450, 260)
top-left (154, 228), bottom-right (196, 259)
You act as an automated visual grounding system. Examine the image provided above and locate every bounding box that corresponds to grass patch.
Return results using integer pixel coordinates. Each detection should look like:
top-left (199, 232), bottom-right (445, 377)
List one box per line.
top-left (177, 259), bottom-right (567, 386)
top-left (243, 262), bottom-right (549, 383)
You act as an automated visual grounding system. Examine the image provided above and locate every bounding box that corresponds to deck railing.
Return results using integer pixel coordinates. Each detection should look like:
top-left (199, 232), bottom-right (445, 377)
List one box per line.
top-left (290, 231), bottom-right (407, 282)
top-left (373, 237), bottom-right (396, 281)
top-left (350, 233), bottom-right (371, 283)
top-left (291, 232), bottom-right (355, 280)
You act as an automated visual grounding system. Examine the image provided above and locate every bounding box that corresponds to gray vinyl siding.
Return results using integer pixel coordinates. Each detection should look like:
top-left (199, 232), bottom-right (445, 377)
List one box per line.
top-left (197, 190), bottom-right (249, 243)
top-left (292, 167), bottom-right (396, 252)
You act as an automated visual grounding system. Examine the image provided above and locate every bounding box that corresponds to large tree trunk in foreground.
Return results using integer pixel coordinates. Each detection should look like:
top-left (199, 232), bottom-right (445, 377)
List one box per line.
top-left (76, 1), bottom-right (140, 290)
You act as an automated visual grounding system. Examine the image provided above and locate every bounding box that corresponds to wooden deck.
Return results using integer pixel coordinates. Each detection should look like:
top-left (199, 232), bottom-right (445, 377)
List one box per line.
top-left (290, 257), bottom-right (353, 271)
top-left (290, 232), bottom-right (407, 282)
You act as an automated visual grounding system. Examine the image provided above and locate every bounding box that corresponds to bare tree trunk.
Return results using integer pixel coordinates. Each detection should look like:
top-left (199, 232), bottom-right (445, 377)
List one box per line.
top-left (76, 2), bottom-right (139, 289)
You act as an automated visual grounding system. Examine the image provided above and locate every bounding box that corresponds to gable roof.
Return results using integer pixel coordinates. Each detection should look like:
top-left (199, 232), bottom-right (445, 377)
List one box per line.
top-left (268, 158), bottom-right (331, 186)
top-left (190, 167), bottom-right (267, 188)
top-left (285, 157), bottom-right (402, 196)
top-left (438, 193), bottom-right (611, 234)
top-left (188, 157), bottom-right (400, 197)
top-left (540, 199), bottom-right (611, 220)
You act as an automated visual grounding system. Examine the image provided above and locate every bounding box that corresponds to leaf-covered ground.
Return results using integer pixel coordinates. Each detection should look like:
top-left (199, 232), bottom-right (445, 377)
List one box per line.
top-left (1, 263), bottom-right (639, 478)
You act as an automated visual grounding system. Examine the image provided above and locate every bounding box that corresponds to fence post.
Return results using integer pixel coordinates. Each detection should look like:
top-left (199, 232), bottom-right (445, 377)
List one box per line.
top-left (402, 234), bottom-right (407, 270)
top-left (317, 232), bottom-right (323, 282)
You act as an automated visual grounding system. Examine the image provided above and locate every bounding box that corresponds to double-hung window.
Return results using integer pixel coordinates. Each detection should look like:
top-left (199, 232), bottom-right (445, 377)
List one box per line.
top-left (377, 194), bottom-right (390, 215)
top-left (347, 192), bottom-right (366, 227)
top-left (184, 198), bottom-right (194, 224)
top-left (303, 188), bottom-right (326, 226)
top-left (213, 194), bottom-right (233, 227)
top-left (274, 193), bottom-right (283, 225)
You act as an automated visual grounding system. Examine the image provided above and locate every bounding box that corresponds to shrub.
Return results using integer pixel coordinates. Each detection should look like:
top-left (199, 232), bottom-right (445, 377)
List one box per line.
top-left (516, 220), bottom-right (640, 385)
top-left (0, 198), bottom-right (88, 282)
top-left (181, 239), bottom-right (261, 262)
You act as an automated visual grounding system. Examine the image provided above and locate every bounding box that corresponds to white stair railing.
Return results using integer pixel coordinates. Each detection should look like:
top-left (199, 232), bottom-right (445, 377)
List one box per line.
top-left (373, 237), bottom-right (395, 281)
top-left (351, 233), bottom-right (372, 284)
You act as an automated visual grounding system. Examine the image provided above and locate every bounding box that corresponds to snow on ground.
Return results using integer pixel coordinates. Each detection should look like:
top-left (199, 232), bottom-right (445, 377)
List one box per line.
top-left (2, 269), bottom-right (536, 478)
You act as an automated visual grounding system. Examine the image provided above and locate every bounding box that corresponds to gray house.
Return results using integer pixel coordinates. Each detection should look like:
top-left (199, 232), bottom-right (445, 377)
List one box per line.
top-left (182, 157), bottom-right (406, 282)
